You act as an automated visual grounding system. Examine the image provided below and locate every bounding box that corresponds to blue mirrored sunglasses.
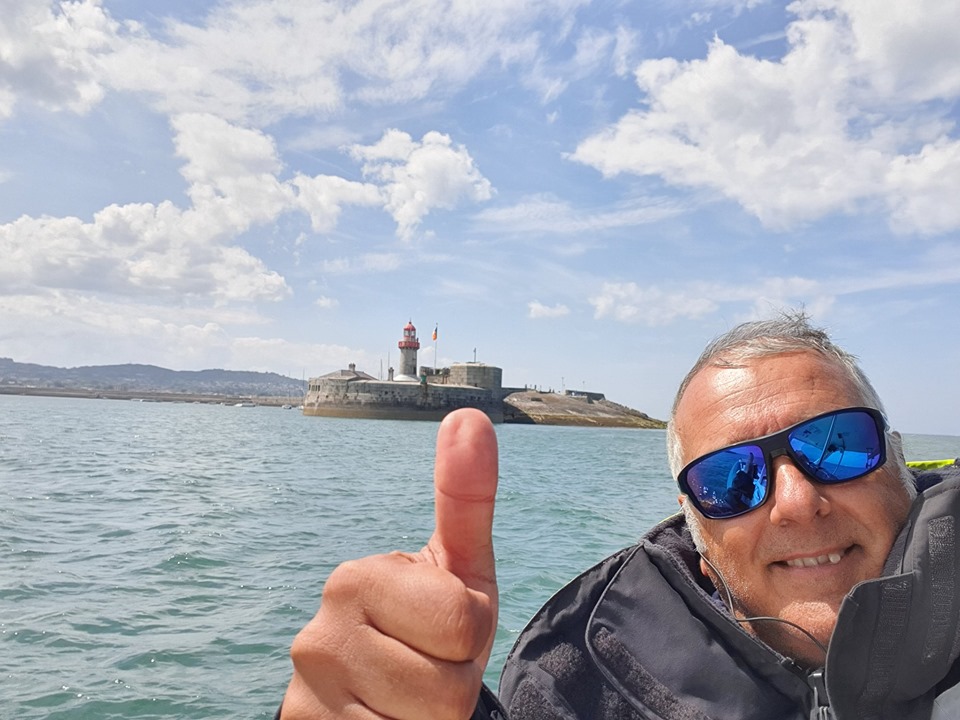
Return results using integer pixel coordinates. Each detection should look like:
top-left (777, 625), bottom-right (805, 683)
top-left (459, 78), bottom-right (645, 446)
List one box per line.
top-left (677, 406), bottom-right (888, 520)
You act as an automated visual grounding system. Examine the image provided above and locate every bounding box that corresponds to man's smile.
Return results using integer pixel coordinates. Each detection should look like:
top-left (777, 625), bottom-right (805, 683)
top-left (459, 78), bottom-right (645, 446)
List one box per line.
top-left (782, 550), bottom-right (844, 568)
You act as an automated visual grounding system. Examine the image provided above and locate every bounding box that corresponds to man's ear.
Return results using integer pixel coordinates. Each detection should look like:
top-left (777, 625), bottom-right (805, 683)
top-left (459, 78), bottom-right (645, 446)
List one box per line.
top-left (677, 494), bottom-right (685, 508)
top-left (699, 556), bottom-right (711, 579)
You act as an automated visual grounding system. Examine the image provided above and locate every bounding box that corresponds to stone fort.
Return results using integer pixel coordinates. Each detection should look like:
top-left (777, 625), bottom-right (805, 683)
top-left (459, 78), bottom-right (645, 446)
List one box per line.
top-left (302, 321), bottom-right (514, 422)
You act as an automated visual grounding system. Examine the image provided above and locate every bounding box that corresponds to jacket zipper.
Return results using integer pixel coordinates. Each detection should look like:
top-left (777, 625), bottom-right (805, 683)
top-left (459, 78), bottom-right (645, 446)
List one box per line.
top-left (808, 669), bottom-right (833, 719)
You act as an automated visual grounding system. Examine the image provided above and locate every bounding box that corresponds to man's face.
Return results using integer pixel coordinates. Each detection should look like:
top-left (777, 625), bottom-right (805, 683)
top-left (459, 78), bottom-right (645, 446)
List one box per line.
top-left (674, 351), bottom-right (912, 667)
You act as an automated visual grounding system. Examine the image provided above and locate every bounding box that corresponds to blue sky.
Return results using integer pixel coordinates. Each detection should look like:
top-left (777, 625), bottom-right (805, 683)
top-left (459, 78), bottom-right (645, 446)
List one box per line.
top-left (1, 0), bottom-right (959, 436)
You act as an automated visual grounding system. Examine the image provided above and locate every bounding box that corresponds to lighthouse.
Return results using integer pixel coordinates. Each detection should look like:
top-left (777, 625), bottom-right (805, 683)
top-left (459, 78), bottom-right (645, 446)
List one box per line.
top-left (397, 320), bottom-right (420, 380)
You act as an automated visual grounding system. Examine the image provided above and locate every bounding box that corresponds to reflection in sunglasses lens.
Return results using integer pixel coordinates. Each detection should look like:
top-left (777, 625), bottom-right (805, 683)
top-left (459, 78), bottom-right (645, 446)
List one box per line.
top-left (789, 410), bottom-right (882, 482)
top-left (689, 444), bottom-right (767, 518)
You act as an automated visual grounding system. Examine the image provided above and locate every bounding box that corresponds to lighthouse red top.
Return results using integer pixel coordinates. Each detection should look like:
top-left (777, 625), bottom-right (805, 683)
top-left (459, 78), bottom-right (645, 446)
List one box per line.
top-left (398, 321), bottom-right (420, 350)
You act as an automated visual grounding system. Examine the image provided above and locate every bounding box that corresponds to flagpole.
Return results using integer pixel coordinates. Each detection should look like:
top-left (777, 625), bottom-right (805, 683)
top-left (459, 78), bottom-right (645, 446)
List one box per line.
top-left (433, 323), bottom-right (438, 373)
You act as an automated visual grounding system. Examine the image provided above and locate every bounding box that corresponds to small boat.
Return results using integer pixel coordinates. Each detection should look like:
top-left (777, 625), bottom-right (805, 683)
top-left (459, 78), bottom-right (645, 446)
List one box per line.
top-left (234, 401), bottom-right (256, 407)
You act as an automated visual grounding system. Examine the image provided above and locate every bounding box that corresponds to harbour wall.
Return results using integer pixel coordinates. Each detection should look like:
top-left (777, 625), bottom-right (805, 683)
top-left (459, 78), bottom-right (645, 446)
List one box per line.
top-left (302, 378), bottom-right (504, 423)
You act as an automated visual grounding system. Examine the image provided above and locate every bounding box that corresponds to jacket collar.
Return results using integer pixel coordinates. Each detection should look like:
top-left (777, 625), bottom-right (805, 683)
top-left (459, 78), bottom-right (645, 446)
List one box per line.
top-left (826, 471), bottom-right (960, 719)
top-left (584, 514), bottom-right (813, 719)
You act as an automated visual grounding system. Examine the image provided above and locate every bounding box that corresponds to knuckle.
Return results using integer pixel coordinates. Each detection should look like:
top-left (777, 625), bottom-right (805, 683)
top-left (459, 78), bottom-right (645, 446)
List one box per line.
top-left (289, 620), bottom-right (338, 669)
top-left (322, 558), bottom-right (368, 601)
top-left (288, 562), bottom-right (369, 670)
top-left (290, 600), bottom-right (364, 674)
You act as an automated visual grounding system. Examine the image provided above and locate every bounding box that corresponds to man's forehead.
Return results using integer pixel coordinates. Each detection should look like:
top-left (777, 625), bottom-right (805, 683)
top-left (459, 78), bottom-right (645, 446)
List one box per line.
top-left (681, 351), bottom-right (851, 402)
top-left (675, 352), bottom-right (861, 453)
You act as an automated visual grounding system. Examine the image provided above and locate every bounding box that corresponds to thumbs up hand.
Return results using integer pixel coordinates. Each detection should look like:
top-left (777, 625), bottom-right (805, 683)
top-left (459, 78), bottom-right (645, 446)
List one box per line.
top-left (281, 409), bottom-right (499, 719)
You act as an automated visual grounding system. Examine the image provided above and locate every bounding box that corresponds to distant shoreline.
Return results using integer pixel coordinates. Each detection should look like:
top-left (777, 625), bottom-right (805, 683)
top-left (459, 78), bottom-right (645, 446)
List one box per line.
top-left (1, 385), bottom-right (667, 428)
top-left (0, 385), bottom-right (302, 407)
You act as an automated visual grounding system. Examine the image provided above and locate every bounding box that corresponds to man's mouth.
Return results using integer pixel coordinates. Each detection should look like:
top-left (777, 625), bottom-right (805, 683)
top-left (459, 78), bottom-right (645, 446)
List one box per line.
top-left (784, 551), bottom-right (843, 568)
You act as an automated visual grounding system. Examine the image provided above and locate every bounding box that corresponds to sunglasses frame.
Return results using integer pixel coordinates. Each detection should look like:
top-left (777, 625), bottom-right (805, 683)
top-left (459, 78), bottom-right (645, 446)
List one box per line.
top-left (677, 406), bottom-right (888, 520)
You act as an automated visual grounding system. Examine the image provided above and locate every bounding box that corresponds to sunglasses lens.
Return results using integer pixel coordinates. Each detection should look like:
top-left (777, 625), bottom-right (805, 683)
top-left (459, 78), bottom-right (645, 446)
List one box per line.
top-left (788, 409), bottom-right (884, 483)
top-left (685, 444), bottom-right (768, 519)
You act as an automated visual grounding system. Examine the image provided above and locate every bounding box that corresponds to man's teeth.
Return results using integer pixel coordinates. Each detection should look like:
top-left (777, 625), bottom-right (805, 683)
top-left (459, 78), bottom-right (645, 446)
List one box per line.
top-left (785, 553), bottom-right (843, 568)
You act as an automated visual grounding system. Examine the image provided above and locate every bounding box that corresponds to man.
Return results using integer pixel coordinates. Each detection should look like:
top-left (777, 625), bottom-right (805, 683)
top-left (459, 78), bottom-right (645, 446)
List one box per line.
top-left (279, 312), bottom-right (960, 719)
top-left (724, 451), bottom-right (759, 512)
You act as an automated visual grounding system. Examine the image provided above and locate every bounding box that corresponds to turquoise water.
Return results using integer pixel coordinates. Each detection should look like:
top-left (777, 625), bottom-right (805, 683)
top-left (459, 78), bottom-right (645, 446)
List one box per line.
top-left (2, 395), bottom-right (958, 718)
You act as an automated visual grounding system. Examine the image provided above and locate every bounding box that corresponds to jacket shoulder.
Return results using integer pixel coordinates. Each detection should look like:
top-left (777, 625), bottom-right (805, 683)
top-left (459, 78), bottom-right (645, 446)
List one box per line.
top-left (497, 544), bottom-right (641, 719)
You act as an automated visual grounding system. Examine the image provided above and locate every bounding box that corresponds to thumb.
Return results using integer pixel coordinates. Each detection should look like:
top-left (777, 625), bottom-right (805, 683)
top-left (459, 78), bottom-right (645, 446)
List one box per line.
top-left (428, 408), bottom-right (499, 598)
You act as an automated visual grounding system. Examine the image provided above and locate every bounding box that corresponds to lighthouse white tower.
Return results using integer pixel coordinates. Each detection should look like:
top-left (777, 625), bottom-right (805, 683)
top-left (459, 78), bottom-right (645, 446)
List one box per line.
top-left (397, 321), bottom-right (420, 380)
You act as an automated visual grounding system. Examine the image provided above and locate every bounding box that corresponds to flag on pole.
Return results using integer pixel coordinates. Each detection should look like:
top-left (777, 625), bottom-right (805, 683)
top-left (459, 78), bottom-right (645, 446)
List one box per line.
top-left (432, 325), bottom-right (438, 341)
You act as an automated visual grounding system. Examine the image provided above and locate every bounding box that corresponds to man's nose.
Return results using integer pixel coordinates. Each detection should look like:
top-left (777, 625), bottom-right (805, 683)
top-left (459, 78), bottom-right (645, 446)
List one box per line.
top-left (767, 456), bottom-right (830, 525)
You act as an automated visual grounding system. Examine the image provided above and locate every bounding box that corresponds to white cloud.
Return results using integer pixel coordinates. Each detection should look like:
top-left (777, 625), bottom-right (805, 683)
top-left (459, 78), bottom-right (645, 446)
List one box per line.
top-left (571, 0), bottom-right (960, 235)
top-left (0, 87), bottom-right (15, 120)
top-left (320, 253), bottom-right (404, 275)
top-left (0, 113), bottom-right (305, 304)
top-left (0, 290), bottom-right (250, 367)
top-left (524, 62), bottom-right (569, 105)
top-left (173, 121), bottom-right (492, 241)
top-left (0, 0), bottom-right (595, 126)
top-left (589, 254), bottom-right (960, 327)
top-left (475, 193), bottom-right (683, 234)
top-left (349, 129), bottom-right (494, 240)
top-left (612, 25), bottom-right (638, 78)
top-left (523, 23), bottom-right (637, 103)
top-left (342, 1), bottom-right (557, 106)
top-left (885, 138), bottom-right (960, 235)
top-left (571, 28), bottom-right (617, 73)
top-left (293, 174), bottom-right (382, 233)
top-left (356, 253), bottom-right (404, 272)
top-left (315, 295), bottom-right (339, 309)
top-left (287, 125), bottom-right (365, 152)
top-left (590, 276), bottom-right (831, 326)
top-left (1, 116), bottom-right (274, 305)
top-left (1, 113), bottom-right (493, 313)
top-left (0, 0), bottom-right (118, 118)
top-left (528, 300), bottom-right (570, 319)
top-left (808, 0), bottom-right (960, 102)
top-left (91, 0), bottom-right (587, 124)
top-left (0, 203), bottom-right (290, 302)
top-left (589, 283), bottom-right (719, 325)
top-left (100, 5), bottom-right (345, 125)
top-left (172, 113), bottom-right (295, 232)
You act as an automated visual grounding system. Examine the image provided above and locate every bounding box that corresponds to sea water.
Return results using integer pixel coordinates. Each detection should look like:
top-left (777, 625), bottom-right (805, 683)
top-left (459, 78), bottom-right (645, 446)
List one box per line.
top-left (2, 395), bottom-right (958, 718)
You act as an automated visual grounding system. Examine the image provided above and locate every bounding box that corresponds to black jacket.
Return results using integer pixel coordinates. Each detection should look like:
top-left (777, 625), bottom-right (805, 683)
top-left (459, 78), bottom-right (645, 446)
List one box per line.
top-left (475, 464), bottom-right (960, 720)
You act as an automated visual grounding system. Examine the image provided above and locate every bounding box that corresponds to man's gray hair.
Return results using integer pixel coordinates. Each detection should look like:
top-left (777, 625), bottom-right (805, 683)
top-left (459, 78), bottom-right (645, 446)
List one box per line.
top-left (666, 310), bottom-right (915, 550)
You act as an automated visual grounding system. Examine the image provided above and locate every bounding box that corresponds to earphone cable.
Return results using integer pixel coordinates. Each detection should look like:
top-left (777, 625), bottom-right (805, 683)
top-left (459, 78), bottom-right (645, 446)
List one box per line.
top-left (700, 553), bottom-right (829, 657)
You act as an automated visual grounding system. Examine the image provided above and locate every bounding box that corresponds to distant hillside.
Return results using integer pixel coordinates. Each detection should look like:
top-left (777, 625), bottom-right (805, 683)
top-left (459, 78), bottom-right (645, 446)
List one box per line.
top-left (0, 357), bottom-right (305, 397)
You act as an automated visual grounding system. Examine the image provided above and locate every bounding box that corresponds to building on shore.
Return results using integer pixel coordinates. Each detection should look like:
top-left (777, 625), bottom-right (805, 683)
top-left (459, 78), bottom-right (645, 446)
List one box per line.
top-left (302, 321), bottom-right (508, 422)
top-left (302, 321), bottom-right (666, 428)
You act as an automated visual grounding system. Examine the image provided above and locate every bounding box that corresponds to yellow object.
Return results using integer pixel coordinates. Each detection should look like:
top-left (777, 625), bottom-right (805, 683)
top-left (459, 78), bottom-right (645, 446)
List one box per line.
top-left (906, 459), bottom-right (958, 470)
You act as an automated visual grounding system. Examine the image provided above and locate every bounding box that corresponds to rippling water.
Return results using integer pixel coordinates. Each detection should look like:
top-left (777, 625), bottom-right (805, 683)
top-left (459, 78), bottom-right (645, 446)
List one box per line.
top-left (2, 395), bottom-right (958, 718)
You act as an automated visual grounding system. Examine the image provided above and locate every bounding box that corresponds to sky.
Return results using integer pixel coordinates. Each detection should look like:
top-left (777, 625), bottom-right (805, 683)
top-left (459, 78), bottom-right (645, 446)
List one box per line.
top-left (1, 0), bottom-right (959, 436)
